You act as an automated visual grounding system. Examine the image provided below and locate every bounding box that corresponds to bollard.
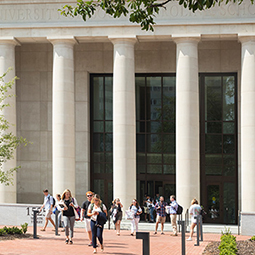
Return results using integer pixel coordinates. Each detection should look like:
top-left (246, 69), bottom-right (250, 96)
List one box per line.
top-left (108, 210), bottom-right (111, 230)
top-left (199, 215), bottom-right (203, 242)
top-left (178, 220), bottom-right (186, 255)
top-left (136, 232), bottom-right (150, 255)
top-left (55, 210), bottom-right (60, 236)
top-left (33, 209), bottom-right (39, 239)
top-left (194, 215), bottom-right (203, 246)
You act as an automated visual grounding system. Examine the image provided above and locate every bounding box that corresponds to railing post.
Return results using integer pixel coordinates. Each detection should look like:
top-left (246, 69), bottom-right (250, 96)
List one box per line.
top-left (194, 216), bottom-right (200, 246)
top-left (108, 210), bottom-right (111, 230)
top-left (55, 210), bottom-right (60, 236)
top-left (33, 209), bottom-right (39, 239)
top-left (136, 232), bottom-right (150, 255)
top-left (199, 215), bottom-right (203, 242)
top-left (178, 220), bottom-right (186, 255)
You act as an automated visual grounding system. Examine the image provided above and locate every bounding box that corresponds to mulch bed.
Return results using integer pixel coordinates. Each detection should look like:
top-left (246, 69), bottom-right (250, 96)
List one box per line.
top-left (203, 240), bottom-right (255, 255)
top-left (0, 233), bottom-right (33, 241)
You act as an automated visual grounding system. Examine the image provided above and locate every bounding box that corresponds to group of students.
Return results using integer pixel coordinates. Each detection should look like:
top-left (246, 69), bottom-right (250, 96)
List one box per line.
top-left (39, 189), bottom-right (202, 254)
top-left (39, 189), bottom-right (107, 254)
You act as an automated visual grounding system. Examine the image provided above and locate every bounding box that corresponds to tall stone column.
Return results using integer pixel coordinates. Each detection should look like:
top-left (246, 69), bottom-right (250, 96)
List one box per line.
top-left (109, 36), bottom-right (136, 210)
top-left (239, 36), bottom-right (255, 213)
top-left (48, 37), bottom-right (76, 197)
top-left (0, 38), bottom-right (19, 203)
top-left (174, 36), bottom-right (200, 211)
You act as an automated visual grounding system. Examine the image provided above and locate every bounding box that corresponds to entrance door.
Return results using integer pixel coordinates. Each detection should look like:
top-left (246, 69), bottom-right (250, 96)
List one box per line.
top-left (204, 181), bottom-right (237, 224)
top-left (93, 178), bottom-right (113, 209)
top-left (137, 179), bottom-right (175, 205)
top-left (200, 73), bottom-right (238, 224)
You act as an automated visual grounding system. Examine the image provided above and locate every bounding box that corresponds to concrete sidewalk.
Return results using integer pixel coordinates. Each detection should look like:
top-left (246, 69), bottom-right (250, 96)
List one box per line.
top-left (0, 226), bottom-right (251, 255)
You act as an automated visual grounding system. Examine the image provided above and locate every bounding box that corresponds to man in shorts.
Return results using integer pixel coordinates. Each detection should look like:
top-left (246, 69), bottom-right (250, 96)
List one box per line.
top-left (154, 196), bottom-right (167, 235)
top-left (81, 191), bottom-right (94, 246)
top-left (39, 189), bottom-right (55, 231)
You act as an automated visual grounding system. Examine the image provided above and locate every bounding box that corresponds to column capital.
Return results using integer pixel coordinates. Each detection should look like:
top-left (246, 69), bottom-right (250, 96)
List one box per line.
top-left (47, 36), bottom-right (78, 46)
top-left (108, 35), bottom-right (137, 45)
top-left (0, 37), bottom-right (20, 46)
top-left (238, 34), bottom-right (255, 44)
top-left (172, 34), bottom-right (201, 44)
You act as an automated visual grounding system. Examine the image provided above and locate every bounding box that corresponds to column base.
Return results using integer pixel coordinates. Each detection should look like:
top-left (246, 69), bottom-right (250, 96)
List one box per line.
top-left (240, 212), bottom-right (255, 235)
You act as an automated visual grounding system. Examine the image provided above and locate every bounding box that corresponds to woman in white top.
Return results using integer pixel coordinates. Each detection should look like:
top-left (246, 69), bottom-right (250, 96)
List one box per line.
top-left (57, 189), bottom-right (79, 244)
top-left (129, 199), bottom-right (142, 236)
top-left (87, 194), bottom-right (107, 254)
top-left (187, 198), bottom-right (202, 241)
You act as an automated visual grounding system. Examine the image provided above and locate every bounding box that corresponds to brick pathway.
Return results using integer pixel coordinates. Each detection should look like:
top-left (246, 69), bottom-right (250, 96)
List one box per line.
top-left (0, 226), bottom-right (250, 255)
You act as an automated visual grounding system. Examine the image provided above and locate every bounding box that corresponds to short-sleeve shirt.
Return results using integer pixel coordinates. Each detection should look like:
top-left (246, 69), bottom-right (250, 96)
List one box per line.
top-left (155, 202), bottom-right (167, 217)
top-left (88, 203), bottom-right (107, 221)
top-left (43, 195), bottom-right (53, 210)
top-left (189, 204), bottom-right (202, 223)
top-left (130, 205), bottom-right (142, 218)
top-left (81, 200), bottom-right (91, 219)
top-left (170, 200), bottom-right (178, 214)
top-left (63, 199), bottom-right (75, 217)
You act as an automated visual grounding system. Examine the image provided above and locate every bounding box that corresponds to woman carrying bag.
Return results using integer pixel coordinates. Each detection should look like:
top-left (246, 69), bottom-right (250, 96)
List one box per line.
top-left (129, 199), bottom-right (142, 236)
top-left (87, 194), bottom-right (107, 254)
top-left (58, 189), bottom-right (79, 244)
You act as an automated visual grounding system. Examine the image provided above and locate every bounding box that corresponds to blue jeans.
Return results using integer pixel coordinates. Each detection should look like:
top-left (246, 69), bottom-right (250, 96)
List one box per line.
top-left (91, 220), bottom-right (104, 248)
top-left (150, 207), bottom-right (154, 221)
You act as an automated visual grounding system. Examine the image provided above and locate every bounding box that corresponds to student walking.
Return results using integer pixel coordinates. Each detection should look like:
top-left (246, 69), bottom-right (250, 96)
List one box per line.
top-left (87, 194), bottom-right (107, 254)
top-left (39, 189), bottom-right (56, 231)
top-left (187, 199), bottom-right (202, 241)
top-left (111, 198), bottom-right (123, 236)
top-left (154, 196), bottom-right (167, 235)
top-left (169, 195), bottom-right (178, 236)
top-left (55, 194), bottom-right (63, 229)
top-left (58, 189), bottom-right (79, 245)
top-left (129, 199), bottom-right (142, 236)
top-left (81, 191), bottom-right (94, 246)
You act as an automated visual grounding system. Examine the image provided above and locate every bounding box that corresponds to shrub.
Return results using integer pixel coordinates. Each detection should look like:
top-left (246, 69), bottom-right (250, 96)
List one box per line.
top-left (0, 229), bottom-right (6, 236)
top-left (251, 235), bottom-right (255, 241)
top-left (218, 229), bottom-right (237, 255)
top-left (21, 223), bottom-right (28, 234)
top-left (3, 226), bottom-right (23, 235)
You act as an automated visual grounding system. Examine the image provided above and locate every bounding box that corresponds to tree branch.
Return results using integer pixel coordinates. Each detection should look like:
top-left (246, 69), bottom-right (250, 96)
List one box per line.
top-left (149, 0), bottom-right (173, 8)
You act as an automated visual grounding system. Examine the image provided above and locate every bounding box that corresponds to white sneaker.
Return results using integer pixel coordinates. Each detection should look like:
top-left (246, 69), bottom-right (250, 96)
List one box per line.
top-left (187, 237), bottom-right (192, 241)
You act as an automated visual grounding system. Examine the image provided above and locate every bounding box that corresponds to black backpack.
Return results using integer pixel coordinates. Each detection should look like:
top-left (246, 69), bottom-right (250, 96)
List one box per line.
top-left (48, 196), bottom-right (56, 207)
top-left (176, 204), bottom-right (183, 215)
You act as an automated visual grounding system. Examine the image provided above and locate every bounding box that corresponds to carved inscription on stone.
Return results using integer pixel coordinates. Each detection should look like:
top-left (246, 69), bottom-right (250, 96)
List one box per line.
top-left (0, 2), bottom-right (255, 25)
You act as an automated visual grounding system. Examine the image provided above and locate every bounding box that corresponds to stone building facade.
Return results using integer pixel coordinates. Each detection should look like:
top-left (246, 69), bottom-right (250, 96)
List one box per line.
top-left (0, 0), bottom-right (255, 234)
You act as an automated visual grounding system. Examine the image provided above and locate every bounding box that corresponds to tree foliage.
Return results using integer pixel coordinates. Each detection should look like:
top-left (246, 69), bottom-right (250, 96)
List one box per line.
top-left (0, 70), bottom-right (28, 185)
top-left (59, 0), bottom-right (253, 31)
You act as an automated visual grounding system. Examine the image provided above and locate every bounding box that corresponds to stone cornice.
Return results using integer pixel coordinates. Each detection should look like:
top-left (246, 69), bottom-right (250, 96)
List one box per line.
top-left (47, 36), bottom-right (78, 45)
top-left (0, 37), bottom-right (20, 46)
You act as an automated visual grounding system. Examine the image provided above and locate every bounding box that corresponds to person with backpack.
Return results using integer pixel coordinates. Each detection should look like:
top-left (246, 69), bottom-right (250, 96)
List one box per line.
top-left (39, 189), bottom-right (56, 231)
top-left (80, 191), bottom-right (94, 246)
top-left (129, 199), bottom-right (142, 236)
top-left (187, 198), bottom-right (202, 241)
top-left (58, 189), bottom-right (79, 245)
top-left (87, 194), bottom-right (107, 254)
top-left (169, 195), bottom-right (178, 236)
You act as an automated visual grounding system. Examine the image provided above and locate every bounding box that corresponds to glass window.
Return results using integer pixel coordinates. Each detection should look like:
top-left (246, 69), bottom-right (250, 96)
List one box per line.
top-left (205, 134), bottom-right (222, 154)
top-left (93, 77), bottom-right (104, 120)
top-left (146, 77), bottom-right (162, 121)
top-left (223, 76), bottom-right (235, 121)
top-left (205, 76), bottom-right (222, 121)
top-left (105, 77), bottom-right (113, 120)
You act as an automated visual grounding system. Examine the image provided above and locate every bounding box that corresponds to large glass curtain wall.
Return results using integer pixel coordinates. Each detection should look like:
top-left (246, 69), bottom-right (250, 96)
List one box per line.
top-left (200, 73), bottom-right (237, 224)
top-left (136, 74), bottom-right (176, 204)
top-left (91, 74), bottom-right (176, 206)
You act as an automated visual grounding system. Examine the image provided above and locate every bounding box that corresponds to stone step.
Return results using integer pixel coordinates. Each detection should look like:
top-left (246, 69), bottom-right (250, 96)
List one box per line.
top-left (75, 220), bottom-right (239, 234)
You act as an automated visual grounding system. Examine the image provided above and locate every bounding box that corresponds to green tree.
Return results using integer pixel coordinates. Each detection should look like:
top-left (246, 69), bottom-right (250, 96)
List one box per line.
top-left (0, 70), bottom-right (28, 185)
top-left (59, 0), bottom-right (252, 31)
